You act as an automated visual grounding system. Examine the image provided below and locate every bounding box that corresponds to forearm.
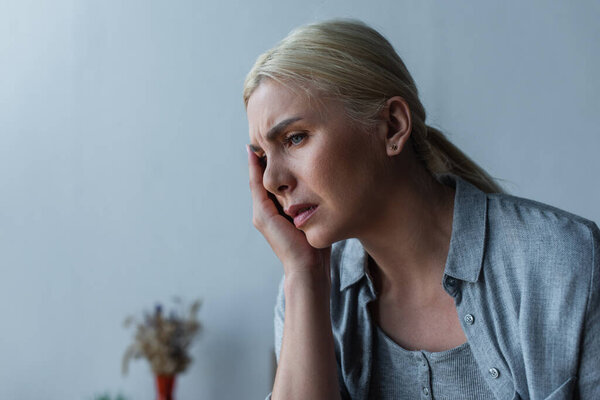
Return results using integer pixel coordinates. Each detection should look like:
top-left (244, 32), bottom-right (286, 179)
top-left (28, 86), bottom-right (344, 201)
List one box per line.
top-left (271, 270), bottom-right (342, 400)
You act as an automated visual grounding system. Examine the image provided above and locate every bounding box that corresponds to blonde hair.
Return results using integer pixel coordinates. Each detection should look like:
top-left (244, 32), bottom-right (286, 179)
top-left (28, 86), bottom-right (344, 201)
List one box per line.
top-left (243, 19), bottom-right (503, 193)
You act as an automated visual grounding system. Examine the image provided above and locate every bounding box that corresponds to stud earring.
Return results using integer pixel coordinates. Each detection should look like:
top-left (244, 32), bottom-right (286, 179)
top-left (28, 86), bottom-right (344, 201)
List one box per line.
top-left (390, 144), bottom-right (398, 151)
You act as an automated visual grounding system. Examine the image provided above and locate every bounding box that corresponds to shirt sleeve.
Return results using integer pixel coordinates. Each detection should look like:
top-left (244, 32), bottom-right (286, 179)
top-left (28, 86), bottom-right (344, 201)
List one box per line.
top-left (274, 275), bottom-right (286, 362)
top-left (265, 276), bottom-right (286, 400)
top-left (577, 222), bottom-right (600, 397)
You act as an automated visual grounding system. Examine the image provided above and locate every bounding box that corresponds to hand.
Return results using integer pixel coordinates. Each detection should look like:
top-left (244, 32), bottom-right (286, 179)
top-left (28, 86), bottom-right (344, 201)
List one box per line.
top-left (247, 146), bottom-right (330, 278)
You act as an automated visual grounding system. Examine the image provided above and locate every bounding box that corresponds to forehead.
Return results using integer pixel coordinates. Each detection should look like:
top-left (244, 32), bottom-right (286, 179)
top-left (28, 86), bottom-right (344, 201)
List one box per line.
top-left (246, 80), bottom-right (325, 143)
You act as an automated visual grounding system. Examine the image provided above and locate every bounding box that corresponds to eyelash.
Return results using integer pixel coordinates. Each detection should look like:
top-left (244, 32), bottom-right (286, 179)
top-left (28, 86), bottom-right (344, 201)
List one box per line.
top-left (283, 132), bottom-right (307, 146)
top-left (259, 132), bottom-right (307, 166)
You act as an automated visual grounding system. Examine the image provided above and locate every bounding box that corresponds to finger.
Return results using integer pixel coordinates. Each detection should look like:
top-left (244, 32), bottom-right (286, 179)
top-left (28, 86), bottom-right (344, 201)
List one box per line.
top-left (247, 145), bottom-right (269, 200)
top-left (247, 146), bottom-right (279, 220)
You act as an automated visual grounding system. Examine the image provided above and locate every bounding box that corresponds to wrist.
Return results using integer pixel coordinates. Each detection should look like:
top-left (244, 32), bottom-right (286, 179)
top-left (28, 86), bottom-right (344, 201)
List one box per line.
top-left (283, 267), bottom-right (331, 296)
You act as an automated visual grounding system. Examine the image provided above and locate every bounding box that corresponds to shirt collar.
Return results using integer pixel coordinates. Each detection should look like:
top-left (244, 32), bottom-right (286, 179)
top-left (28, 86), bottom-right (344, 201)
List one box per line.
top-left (339, 174), bottom-right (488, 290)
top-left (441, 174), bottom-right (487, 283)
top-left (339, 238), bottom-right (369, 290)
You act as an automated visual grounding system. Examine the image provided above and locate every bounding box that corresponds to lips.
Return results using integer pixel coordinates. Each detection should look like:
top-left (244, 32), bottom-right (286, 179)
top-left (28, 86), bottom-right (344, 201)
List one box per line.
top-left (285, 203), bottom-right (319, 228)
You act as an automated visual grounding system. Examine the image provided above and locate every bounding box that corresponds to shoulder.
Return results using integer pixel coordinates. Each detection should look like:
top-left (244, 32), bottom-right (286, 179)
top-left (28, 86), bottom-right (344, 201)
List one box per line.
top-left (482, 191), bottom-right (598, 301)
top-left (487, 191), bottom-right (595, 231)
top-left (486, 192), bottom-right (597, 260)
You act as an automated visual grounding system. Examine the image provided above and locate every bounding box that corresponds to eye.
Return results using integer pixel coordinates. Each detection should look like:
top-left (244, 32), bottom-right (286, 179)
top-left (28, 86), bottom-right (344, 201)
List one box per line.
top-left (284, 132), bottom-right (307, 146)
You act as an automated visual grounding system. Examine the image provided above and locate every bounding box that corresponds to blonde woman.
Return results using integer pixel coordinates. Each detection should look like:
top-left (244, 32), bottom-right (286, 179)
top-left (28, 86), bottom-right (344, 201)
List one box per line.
top-left (244, 20), bottom-right (599, 400)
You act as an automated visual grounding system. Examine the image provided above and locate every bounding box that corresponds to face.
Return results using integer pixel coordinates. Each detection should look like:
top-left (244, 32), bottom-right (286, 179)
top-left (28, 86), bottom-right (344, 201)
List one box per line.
top-left (247, 80), bottom-right (389, 248)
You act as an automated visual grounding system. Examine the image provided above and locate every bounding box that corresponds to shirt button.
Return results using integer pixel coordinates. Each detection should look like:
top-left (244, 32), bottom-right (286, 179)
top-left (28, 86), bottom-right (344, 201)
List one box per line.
top-left (422, 387), bottom-right (430, 396)
top-left (464, 314), bottom-right (475, 325)
top-left (489, 368), bottom-right (500, 379)
top-left (446, 277), bottom-right (457, 286)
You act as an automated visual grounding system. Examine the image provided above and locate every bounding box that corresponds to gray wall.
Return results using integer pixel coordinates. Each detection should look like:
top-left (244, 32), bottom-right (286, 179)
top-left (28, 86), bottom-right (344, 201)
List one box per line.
top-left (1, 1), bottom-right (598, 399)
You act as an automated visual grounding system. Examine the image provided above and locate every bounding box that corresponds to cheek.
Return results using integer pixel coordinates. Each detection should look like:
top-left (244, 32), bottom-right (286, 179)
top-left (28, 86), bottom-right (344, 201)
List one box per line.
top-left (302, 128), bottom-right (380, 204)
top-left (306, 153), bottom-right (349, 197)
top-left (313, 157), bottom-right (373, 210)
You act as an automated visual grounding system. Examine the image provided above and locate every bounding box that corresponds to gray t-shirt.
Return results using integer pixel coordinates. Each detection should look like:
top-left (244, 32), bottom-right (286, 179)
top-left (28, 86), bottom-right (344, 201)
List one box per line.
top-left (370, 324), bottom-right (495, 399)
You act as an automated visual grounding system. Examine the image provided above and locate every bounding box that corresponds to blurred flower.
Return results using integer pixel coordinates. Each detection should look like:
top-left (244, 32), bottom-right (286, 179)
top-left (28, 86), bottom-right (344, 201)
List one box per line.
top-left (122, 298), bottom-right (202, 376)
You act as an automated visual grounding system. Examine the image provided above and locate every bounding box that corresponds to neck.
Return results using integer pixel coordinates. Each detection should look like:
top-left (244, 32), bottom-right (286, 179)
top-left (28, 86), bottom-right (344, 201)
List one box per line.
top-left (358, 165), bottom-right (455, 301)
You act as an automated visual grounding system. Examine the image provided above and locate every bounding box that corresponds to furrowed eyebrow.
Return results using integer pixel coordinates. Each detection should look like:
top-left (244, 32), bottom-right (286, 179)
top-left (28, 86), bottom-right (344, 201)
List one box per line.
top-left (267, 116), bottom-right (303, 140)
top-left (249, 116), bottom-right (303, 153)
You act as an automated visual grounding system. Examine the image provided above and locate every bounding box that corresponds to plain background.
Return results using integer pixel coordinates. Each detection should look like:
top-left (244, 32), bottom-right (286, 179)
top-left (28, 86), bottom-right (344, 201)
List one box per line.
top-left (1, 1), bottom-right (598, 399)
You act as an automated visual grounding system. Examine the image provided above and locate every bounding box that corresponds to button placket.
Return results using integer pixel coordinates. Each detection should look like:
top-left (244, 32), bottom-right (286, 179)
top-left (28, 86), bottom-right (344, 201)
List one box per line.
top-left (457, 289), bottom-right (512, 399)
top-left (417, 352), bottom-right (431, 399)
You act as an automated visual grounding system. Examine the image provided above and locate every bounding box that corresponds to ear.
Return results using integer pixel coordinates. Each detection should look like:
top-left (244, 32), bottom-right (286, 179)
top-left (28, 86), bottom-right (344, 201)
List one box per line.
top-left (378, 96), bottom-right (412, 156)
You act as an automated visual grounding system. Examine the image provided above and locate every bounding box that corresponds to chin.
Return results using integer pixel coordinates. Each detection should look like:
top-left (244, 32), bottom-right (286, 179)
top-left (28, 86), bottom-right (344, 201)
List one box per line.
top-left (304, 227), bottom-right (341, 249)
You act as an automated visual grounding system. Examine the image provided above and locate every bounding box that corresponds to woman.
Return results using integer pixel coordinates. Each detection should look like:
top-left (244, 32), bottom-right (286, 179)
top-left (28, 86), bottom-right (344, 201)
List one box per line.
top-left (244, 19), bottom-right (599, 400)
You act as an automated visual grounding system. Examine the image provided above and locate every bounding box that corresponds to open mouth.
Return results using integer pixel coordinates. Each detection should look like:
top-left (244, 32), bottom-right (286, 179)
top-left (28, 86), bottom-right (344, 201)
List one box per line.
top-left (295, 205), bottom-right (316, 216)
top-left (293, 205), bottom-right (318, 228)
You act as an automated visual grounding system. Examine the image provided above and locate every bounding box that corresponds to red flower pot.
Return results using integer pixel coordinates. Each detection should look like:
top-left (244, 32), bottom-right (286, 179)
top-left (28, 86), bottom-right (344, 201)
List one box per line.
top-left (155, 374), bottom-right (176, 400)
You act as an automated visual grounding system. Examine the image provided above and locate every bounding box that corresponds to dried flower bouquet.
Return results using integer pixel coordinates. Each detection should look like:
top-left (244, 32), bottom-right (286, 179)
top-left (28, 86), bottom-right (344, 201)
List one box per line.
top-left (122, 298), bottom-right (202, 376)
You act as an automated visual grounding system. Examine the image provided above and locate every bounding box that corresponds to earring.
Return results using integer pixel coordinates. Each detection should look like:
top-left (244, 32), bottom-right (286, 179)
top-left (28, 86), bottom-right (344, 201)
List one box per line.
top-left (390, 144), bottom-right (398, 151)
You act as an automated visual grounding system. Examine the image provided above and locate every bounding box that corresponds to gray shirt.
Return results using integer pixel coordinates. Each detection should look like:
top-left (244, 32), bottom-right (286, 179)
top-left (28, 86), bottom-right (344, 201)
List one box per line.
top-left (266, 175), bottom-right (600, 399)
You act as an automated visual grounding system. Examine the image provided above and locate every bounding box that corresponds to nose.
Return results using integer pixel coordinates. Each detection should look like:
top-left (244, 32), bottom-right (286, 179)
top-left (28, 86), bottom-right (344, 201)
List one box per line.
top-left (262, 156), bottom-right (294, 196)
